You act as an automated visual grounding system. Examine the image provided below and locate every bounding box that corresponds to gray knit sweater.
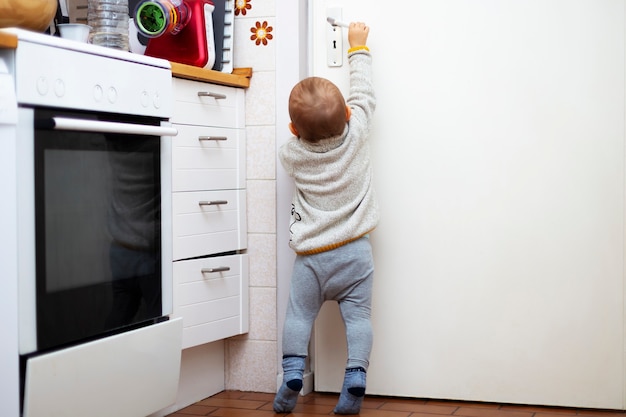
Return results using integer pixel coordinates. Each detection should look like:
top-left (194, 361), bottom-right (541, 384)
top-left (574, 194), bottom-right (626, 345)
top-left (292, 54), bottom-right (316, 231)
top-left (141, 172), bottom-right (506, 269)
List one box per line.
top-left (279, 49), bottom-right (378, 255)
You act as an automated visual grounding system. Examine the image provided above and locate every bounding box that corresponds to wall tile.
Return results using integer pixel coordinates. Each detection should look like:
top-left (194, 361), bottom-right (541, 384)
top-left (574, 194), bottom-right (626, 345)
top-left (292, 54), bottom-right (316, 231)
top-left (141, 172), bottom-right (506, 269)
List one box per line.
top-left (246, 125), bottom-right (276, 180)
top-left (247, 179), bottom-right (276, 233)
top-left (248, 233), bottom-right (277, 287)
top-left (233, 17), bottom-right (276, 71)
top-left (234, 0), bottom-right (276, 18)
top-left (245, 70), bottom-right (276, 126)
top-left (248, 287), bottom-right (277, 340)
top-left (225, 340), bottom-right (277, 392)
top-left (229, 0), bottom-right (279, 395)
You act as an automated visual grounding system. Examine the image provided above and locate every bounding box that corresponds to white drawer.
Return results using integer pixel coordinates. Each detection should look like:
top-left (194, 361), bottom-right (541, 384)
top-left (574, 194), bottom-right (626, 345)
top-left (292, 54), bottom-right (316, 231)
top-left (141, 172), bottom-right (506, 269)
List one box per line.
top-left (171, 78), bottom-right (245, 128)
top-left (172, 124), bottom-right (246, 191)
top-left (172, 189), bottom-right (247, 261)
top-left (173, 254), bottom-right (249, 348)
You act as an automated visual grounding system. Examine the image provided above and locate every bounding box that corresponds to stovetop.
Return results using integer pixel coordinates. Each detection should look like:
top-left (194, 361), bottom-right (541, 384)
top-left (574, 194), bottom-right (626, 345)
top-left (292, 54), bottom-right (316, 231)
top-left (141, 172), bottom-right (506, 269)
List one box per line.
top-left (0, 28), bottom-right (173, 118)
top-left (3, 27), bottom-right (170, 69)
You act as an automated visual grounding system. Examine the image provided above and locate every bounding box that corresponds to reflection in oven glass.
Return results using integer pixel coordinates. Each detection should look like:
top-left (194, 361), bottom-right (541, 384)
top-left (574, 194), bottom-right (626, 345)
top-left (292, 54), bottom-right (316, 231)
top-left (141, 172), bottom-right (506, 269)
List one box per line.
top-left (105, 137), bottom-right (161, 328)
top-left (36, 120), bottom-right (162, 351)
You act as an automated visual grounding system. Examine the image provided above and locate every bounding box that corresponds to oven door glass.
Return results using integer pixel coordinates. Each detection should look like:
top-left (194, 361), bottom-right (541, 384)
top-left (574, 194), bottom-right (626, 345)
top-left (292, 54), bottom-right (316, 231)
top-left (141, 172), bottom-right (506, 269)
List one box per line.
top-left (34, 108), bottom-right (163, 352)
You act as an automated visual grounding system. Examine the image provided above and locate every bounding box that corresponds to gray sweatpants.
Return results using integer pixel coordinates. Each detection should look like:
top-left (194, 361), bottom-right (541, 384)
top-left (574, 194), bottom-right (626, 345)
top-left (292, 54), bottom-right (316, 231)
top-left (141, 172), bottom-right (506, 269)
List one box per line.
top-left (282, 236), bottom-right (374, 370)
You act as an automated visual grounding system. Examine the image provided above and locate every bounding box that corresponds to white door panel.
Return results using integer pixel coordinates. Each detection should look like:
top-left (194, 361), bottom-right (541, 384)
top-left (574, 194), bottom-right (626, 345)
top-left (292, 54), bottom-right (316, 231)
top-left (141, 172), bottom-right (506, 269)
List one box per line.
top-left (310, 0), bottom-right (625, 409)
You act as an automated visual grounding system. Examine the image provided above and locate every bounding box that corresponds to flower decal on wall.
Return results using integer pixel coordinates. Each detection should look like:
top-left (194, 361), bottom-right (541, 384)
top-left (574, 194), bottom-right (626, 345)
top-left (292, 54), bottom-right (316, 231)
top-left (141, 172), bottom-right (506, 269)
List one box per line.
top-left (250, 21), bottom-right (273, 46)
top-left (235, 0), bottom-right (252, 16)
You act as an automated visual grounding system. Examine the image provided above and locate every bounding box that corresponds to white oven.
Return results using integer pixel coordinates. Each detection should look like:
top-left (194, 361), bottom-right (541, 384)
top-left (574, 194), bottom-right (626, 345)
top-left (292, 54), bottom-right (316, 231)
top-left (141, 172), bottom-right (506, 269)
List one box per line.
top-left (0, 28), bottom-right (182, 417)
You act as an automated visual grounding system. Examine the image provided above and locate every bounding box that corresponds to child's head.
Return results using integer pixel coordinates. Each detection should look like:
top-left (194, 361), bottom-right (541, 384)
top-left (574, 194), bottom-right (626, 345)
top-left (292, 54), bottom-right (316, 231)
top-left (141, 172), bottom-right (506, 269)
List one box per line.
top-left (288, 76), bottom-right (351, 143)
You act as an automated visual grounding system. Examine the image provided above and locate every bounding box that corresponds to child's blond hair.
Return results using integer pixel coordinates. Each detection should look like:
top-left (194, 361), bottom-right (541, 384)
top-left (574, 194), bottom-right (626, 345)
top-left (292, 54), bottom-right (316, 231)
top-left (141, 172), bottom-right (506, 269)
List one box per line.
top-left (288, 76), bottom-right (346, 142)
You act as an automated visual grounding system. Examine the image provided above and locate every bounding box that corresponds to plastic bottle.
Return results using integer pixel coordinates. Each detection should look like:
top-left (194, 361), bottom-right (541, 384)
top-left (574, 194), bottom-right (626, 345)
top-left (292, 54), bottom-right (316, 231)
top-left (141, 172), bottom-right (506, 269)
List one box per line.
top-left (88, 0), bottom-right (130, 51)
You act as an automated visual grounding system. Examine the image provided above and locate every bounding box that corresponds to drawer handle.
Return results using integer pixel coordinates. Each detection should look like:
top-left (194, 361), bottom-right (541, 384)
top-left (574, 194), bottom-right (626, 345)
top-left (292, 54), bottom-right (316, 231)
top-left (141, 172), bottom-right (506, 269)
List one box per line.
top-left (198, 200), bottom-right (228, 206)
top-left (201, 267), bottom-right (231, 273)
top-left (198, 136), bottom-right (228, 141)
top-left (197, 91), bottom-right (227, 100)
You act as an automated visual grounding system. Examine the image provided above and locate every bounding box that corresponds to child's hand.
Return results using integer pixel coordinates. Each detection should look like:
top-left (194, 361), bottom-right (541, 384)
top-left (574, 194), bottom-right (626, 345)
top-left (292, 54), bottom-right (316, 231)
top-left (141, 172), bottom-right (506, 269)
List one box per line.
top-left (348, 22), bottom-right (369, 48)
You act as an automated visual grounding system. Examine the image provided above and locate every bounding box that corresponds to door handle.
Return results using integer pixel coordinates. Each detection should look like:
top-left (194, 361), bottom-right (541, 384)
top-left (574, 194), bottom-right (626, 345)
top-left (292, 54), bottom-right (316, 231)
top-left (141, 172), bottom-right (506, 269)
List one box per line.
top-left (198, 136), bottom-right (228, 141)
top-left (198, 200), bottom-right (228, 206)
top-left (197, 91), bottom-right (227, 100)
top-left (40, 117), bottom-right (178, 137)
top-left (201, 267), bottom-right (231, 273)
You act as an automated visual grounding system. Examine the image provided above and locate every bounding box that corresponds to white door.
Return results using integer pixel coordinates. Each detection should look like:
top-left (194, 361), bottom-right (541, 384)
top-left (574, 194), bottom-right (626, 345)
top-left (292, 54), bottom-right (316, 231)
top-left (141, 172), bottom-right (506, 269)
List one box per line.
top-left (310, 0), bottom-right (625, 409)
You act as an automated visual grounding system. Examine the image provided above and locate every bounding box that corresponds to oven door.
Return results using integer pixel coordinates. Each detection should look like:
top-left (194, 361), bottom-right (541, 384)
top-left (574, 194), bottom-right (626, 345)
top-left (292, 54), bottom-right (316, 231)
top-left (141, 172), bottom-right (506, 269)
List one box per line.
top-left (18, 107), bottom-right (175, 355)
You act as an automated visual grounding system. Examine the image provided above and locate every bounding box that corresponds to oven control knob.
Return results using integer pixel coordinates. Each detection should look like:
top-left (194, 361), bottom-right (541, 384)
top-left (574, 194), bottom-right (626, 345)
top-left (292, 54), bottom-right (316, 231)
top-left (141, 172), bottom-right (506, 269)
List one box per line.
top-left (107, 86), bottom-right (118, 104)
top-left (36, 76), bottom-right (49, 96)
top-left (93, 84), bottom-right (103, 102)
top-left (153, 91), bottom-right (161, 109)
top-left (140, 90), bottom-right (150, 108)
top-left (54, 79), bottom-right (65, 98)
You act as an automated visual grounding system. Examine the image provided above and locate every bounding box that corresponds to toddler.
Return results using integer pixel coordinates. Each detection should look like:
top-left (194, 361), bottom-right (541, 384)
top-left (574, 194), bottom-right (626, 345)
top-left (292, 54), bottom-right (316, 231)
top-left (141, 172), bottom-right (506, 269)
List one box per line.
top-left (273, 21), bottom-right (377, 415)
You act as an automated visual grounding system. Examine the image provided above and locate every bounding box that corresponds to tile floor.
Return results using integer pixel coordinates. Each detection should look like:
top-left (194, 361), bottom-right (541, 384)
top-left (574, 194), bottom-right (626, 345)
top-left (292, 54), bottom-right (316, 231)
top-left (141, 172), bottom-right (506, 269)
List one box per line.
top-left (165, 390), bottom-right (626, 417)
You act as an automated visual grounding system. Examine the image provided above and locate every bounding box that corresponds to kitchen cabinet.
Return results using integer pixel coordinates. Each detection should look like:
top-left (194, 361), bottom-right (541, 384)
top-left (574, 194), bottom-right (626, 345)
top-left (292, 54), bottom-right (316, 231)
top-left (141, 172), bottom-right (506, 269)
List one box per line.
top-left (170, 77), bottom-right (249, 349)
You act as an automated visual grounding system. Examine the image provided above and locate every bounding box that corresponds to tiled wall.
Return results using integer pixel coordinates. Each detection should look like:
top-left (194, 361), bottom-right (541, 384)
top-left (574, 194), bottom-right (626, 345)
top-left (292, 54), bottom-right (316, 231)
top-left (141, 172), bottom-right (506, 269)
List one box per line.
top-left (225, 0), bottom-right (278, 392)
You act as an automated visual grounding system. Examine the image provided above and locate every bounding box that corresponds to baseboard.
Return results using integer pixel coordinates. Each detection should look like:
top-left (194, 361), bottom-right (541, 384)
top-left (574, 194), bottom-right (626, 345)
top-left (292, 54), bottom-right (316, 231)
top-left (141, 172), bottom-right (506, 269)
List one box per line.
top-left (302, 371), bottom-right (314, 395)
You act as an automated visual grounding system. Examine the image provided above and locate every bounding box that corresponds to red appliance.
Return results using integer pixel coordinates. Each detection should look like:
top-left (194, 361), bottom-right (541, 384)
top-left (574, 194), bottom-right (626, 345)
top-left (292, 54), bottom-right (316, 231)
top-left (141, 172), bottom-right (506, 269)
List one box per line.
top-left (142, 0), bottom-right (216, 69)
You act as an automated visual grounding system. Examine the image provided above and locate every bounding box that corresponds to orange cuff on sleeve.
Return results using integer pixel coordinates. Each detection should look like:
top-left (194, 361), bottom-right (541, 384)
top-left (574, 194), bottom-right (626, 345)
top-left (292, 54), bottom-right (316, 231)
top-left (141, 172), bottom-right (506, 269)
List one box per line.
top-left (347, 46), bottom-right (370, 54)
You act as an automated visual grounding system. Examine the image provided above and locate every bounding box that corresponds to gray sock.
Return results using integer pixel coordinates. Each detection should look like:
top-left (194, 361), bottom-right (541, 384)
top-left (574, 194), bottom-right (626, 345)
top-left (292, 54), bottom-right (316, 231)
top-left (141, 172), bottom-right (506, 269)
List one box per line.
top-left (333, 367), bottom-right (367, 414)
top-left (273, 356), bottom-right (305, 413)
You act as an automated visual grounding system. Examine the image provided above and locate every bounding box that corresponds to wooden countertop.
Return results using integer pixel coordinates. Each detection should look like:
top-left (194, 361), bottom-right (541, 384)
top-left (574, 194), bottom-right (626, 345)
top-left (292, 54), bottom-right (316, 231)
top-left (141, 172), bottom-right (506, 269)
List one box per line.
top-left (0, 30), bottom-right (251, 88)
top-left (0, 30), bottom-right (18, 49)
top-left (170, 63), bottom-right (252, 88)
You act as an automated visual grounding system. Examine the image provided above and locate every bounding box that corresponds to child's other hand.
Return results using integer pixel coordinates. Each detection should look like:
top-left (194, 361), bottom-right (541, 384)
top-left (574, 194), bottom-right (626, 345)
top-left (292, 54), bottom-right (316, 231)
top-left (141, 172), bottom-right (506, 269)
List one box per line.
top-left (348, 22), bottom-right (369, 48)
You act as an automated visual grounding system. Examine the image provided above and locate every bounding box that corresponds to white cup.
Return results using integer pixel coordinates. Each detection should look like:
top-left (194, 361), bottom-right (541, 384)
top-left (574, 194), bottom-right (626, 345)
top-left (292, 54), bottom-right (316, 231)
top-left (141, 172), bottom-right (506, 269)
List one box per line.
top-left (57, 24), bottom-right (92, 43)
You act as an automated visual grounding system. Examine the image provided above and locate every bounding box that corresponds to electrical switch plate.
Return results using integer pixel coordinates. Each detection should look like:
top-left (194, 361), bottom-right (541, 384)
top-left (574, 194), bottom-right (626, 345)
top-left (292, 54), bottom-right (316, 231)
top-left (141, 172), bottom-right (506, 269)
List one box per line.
top-left (326, 7), bottom-right (343, 67)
